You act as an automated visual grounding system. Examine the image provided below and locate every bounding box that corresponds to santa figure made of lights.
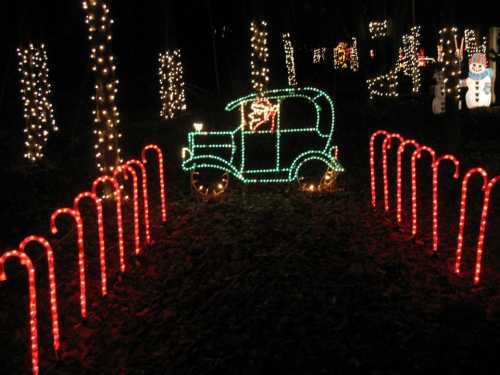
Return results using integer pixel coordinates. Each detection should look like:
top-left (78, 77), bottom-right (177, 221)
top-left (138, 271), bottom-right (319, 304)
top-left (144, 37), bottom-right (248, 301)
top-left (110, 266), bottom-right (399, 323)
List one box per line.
top-left (463, 52), bottom-right (493, 108)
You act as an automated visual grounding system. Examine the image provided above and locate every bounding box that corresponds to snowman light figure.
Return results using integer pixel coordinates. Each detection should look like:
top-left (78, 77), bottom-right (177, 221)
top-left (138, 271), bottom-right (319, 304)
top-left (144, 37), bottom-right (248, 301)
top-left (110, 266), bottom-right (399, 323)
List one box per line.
top-left (463, 52), bottom-right (493, 108)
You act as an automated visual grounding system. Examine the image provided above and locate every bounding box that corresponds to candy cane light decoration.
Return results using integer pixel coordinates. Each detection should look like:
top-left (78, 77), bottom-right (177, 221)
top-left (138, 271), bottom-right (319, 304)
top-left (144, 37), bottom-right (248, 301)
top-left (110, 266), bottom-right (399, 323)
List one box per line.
top-left (381, 133), bottom-right (404, 212)
top-left (142, 145), bottom-right (167, 222)
top-left (114, 165), bottom-right (141, 255)
top-left (92, 176), bottom-right (125, 272)
top-left (431, 155), bottom-right (460, 252)
top-left (370, 130), bottom-right (390, 208)
top-left (125, 159), bottom-right (151, 244)
top-left (74, 192), bottom-right (108, 296)
top-left (455, 168), bottom-right (488, 275)
top-left (410, 146), bottom-right (436, 237)
top-left (0, 251), bottom-right (39, 375)
top-left (396, 139), bottom-right (419, 224)
top-left (18, 236), bottom-right (60, 353)
top-left (472, 175), bottom-right (500, 284)
top-left (50, 208), bottom-right (87, 318)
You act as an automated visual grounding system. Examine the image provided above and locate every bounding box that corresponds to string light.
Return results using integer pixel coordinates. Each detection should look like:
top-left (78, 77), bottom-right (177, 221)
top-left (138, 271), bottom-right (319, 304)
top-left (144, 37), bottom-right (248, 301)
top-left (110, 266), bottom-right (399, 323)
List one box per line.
top-left (0, 251), bottom-right (39, 375)
top-left (350, 37), bottom-right (359, 72)
top-left (396, 139), bottom-right (419, 224)
top-left (159, 49), bottom-right (187, 119)
top-left (282, 33), bottom-right (297, 86)
top-left (91, 176), bottom-right (125, 272)
top-left (472, 176), bottom-right (500, 284)
top-left (18, 236), bottom-right (60, 353)
top-left (17, 43), bottom-right (58, 162)
top-left (455, 168), bottom-right (488, 275)
top-left (381, 133), bottom-right (404, 212)
top-left (191, 171), bottom-right (229, 201)
top-left (369, 20), bottom-right (389, 39)
top-left (464, 29), bottom-right (487, 55)
top-left (333, 42), bottom-right (349, 70)
top-left (125, 160), bottom-right (151, 244)
top-left (182, 87), bottom-right (344, 184)
top-left (142, 145), bottom-right (167, 223)
top-left (313, 48), bottom-right (326, 64)
top-left (250, 20), bottom-right (269, 96)
top-left (82, 0), bottom-right (123, 173)
top-left (74, 192), bottom-right (108, 296)
top-left (114, 165), bottom-right (141, 255)
top-left (369, 130), bottom-right (390, 208)
top-left (431, 156), bottom-right (460, 252)
top-left (50, 208), bottom-right (87, 318)
top-left (410, 146), bottom-right (436, 237)
top-left (438, 27), bottom-right (462, 101)
top-left (248, 97), bottom-right (278, 132)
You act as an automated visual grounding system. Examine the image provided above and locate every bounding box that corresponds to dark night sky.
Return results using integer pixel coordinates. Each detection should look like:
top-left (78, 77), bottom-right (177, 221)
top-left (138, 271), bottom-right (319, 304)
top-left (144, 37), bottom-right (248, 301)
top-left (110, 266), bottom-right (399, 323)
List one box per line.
top-left (0, 1), bottom-right (497, 143)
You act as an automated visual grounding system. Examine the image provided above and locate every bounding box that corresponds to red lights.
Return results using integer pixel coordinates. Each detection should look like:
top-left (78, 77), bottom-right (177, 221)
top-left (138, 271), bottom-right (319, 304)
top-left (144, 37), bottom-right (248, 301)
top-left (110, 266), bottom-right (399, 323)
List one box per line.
top-left (370, 130), bottom-right (390, 208)
top-left (125, 159), bottom-right (151, 244)
top-left (142, 145), bottom-right (167, 222)
top-left (410, 146), bottom-right (436, 237)
top-left (0, 251), bottom-right (39, 375)
top-left (18, 236), bottom-right (60, 353)
top-left (74, 192), bottom-right (108, 296)
top-left (396, 140), bottom-right (419, 224)
top-left (92, 176), bottom-right (125, 273)
top-left (454, 168), bottom-right (488, 275)
top-left (50, 208), bottom-right (87, 318)
top-left (381, 133), bottom-right (404, 212)
top-left (431, 155), bottom-right (460, 252)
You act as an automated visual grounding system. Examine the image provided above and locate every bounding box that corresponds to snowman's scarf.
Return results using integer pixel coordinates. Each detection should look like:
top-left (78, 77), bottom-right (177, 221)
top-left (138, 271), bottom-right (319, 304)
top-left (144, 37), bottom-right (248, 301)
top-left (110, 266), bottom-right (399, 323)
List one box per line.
top-left (468, 69), bottom-right (491, 81)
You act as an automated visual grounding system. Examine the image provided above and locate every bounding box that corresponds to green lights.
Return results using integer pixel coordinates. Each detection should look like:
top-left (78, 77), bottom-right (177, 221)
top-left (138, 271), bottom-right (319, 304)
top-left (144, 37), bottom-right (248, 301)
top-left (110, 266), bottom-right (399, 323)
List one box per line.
top-left (182, 87), bottom-right (344, 184)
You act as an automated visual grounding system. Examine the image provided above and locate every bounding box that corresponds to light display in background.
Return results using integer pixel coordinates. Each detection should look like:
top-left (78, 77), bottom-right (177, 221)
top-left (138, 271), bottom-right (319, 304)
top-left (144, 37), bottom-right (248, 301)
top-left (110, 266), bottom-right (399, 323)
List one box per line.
top-left (367, 26), bottom-right (422, 99)
top-left (333, 42), bottom-right (349, 70)
top-left (282, 33), bottom-right (297, 86)
top-left (17, 43), bottom-right (58, 163)
top-left (463, 52), bottom-right (493, 108)
top-left (159, 49), bottom-right (187, 119)
top-left (250, 20), bottom-right (269, 96)
top-left (432, 70), bottom-right (446, 114)
top-left (350, 37), bottom-right (360, 72)
top-left (82, 0), bottom-right (123, 174)
top-left (438, 27), bottom-right (462, 102)
top-left (182, 87), bottom-right (344, 185)
top-left (313, 48), bottom-right (326, 64)
top-left (369, 20), bottom-right (389, 39)
top-left (464, 29), bottom-right (487, 56)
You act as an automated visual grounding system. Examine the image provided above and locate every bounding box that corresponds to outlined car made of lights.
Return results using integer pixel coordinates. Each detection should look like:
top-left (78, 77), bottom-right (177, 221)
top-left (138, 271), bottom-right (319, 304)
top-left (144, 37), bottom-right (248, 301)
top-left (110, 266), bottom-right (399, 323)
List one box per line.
top-left (181, 87), bottom-right (344, 184)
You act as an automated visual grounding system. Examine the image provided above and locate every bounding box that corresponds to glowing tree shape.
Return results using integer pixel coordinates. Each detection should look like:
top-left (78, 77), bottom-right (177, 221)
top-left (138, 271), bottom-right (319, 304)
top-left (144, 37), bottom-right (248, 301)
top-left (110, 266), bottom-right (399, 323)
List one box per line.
top-left (0, 251), bottom-right (39, 375)
top-left (438, 27), bottom-right (462, 102)
top-left (114, 165), bottom-right (141, 255)
top-left (455, 168), bottom-right (488, 276)
top-left (74, 192), bottom-right (108, 296)
top-left (381, 133), bottom-right (404, 212)
top-left (18, 236), bottom-right (60, 353)
top-left (82, 0), bottom-right (123, 174)
top-left (50, 208), bottom-right (87, 318)
top-left (159, 49), bottom-right (187, 120)
top-left (92, 176), bottom-right (125, 272)
top-left (250, 20), bottom-right (269, 96)
top-left (396, 139), bottom-right (420, 224)
top-left (142, 145), bottom-right (167, 223)
top-left (17, 43), bottom-right (58, 162)
top-left (369, 130), bottom-right (390, 208)
top-left (410, 146), bottom-right (436, 237)
top-left (282, 33), bottom-right (297, 86)
top-left (431, 156), bottom-right (460, 252)
top-left (125, 159), bottom-right (151, 244)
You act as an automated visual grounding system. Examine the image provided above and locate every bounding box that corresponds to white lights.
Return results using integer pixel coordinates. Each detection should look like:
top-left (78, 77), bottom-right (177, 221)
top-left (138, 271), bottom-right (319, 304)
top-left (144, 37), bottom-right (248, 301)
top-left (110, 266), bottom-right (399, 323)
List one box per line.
top-left (250, 20), bottom-right (269, 96)
top-left (159, 49), bottom-right (187, 120)
top-left (438, 27), bottom-right (462, 102)
top-left (313, 48), bottom-right (326, 64)
top-left (350, 37), bottom-right (359, 72)
top-left (464, 29), bottom-right (487, 56)
top-left (369, 20), bottom-right (389, 39)
top-left (17, 43), bottom-right (58, 162)
top-left (83, 0), bottom-right (123, 174)
top-left (282, 33), bottom-right (297, 86)
top-left (193, 122), bottom-right (204, 132)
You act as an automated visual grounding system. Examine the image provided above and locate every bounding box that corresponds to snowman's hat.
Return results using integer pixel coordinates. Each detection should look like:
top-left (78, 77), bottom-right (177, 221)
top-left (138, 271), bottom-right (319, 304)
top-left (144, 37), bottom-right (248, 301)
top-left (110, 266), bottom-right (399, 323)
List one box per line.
top-left (469, 52), bottom-right (487, 66)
